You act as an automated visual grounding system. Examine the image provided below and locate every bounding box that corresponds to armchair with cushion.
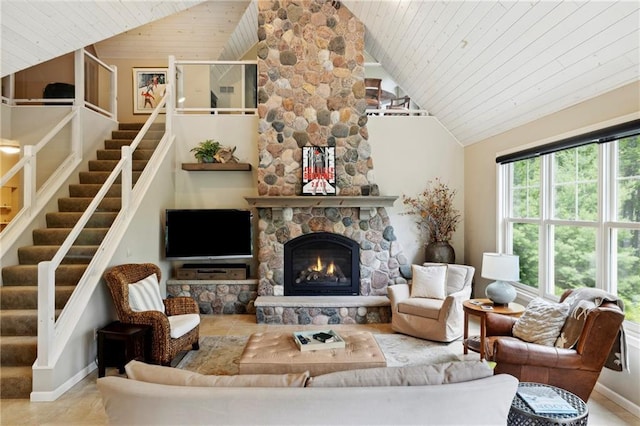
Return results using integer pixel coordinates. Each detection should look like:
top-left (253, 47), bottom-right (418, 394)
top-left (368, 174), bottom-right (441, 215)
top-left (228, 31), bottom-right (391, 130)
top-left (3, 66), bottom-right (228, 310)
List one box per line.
top-left (104, 263), bottom-right (200, 366)
top-left (388, 263), bottom-right (475, 342)
top-left (481, 289), bottom-right (625, 401)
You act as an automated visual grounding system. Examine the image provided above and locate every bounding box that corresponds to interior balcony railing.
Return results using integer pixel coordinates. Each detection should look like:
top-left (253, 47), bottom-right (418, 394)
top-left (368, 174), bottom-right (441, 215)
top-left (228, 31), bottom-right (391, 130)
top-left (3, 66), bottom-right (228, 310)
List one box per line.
top-left (1, 48), bottom-right (117, 119)
top-left (0, 48), bottom-right (117, 256)
top-left (170, 56), bottom-right (258, 115)
top-left (167, 56), bottom-right (428, 117)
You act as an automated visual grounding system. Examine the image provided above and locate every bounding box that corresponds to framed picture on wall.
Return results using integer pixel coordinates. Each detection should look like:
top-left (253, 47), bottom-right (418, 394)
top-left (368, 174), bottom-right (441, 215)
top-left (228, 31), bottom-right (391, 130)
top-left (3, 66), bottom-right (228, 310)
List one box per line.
top-left (302, 146), bottom-right (336, 196)
top-left (132, 68), bottom-right (167, 114)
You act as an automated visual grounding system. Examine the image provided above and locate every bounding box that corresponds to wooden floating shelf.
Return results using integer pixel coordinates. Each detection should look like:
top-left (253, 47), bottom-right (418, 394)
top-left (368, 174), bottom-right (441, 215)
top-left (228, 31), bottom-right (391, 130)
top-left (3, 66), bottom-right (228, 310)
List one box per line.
top-left (181, 162), bottom-right (252, 171)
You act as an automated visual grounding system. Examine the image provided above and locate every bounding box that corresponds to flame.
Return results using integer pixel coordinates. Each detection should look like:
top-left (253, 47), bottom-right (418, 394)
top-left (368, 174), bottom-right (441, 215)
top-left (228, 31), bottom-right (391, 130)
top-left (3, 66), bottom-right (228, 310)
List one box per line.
top-left (309, 256), bottom-right (336, 276)
top-left (314, 256), bottom-right (322, 272)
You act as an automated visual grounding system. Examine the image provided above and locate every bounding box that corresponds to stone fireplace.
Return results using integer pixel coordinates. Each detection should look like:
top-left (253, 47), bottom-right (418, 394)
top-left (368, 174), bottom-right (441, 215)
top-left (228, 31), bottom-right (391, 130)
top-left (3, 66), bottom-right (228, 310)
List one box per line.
top-left (248, 0), bottom-right (409, 324)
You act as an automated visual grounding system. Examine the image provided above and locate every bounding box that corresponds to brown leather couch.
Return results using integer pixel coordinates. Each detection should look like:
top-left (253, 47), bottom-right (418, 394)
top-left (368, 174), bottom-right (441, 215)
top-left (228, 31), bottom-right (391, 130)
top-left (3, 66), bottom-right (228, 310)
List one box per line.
top-left (481, 289), bottom-right (624, 401)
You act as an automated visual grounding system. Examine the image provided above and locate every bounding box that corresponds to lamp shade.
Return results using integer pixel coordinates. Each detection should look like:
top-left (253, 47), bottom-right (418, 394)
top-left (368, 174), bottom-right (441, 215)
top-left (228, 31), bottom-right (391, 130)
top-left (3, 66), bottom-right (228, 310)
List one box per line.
top-left (481, 253), bottom-right (519, 281)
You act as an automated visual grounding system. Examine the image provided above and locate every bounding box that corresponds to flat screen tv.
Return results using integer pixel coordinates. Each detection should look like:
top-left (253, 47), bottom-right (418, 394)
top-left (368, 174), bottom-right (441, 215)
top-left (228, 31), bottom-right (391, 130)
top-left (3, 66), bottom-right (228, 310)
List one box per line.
top-left (165, 209), bottom-right (253, 260)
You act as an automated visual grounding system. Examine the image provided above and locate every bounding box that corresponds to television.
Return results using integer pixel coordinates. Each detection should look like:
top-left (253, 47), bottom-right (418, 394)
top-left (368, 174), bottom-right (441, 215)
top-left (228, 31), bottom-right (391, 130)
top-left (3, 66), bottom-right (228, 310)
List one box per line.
top-left (164, 209), bottom-right (253, 260)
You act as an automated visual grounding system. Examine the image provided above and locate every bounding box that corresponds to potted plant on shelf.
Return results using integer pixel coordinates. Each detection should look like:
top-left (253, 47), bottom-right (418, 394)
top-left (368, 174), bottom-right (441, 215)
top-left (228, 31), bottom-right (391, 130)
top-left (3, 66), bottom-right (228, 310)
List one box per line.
top-left (190, 139), bottom-right (221, 163)
top-left (402, 178), bottom-right (461, 263)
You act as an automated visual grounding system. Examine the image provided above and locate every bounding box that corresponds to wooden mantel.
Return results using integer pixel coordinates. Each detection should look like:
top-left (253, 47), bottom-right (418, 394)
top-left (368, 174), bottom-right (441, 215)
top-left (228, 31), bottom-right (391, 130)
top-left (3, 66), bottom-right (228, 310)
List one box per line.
top-left (244, 196), bottom-right (398, 219)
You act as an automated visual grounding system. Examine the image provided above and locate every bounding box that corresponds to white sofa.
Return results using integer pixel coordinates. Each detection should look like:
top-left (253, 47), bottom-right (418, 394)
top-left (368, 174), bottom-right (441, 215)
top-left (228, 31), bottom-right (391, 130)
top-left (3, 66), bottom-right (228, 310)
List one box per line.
top-left (98, 360), bottom-right (518, 425)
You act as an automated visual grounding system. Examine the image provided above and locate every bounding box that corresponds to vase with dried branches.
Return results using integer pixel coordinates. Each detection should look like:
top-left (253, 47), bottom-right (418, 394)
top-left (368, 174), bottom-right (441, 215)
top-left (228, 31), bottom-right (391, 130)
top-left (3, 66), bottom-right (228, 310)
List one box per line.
top-left (402, 178), bottom-right (461, 263)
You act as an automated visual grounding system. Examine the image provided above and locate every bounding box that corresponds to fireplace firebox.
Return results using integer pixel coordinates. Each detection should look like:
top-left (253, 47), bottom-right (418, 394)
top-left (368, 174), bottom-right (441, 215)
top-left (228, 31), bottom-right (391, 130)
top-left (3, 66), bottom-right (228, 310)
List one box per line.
top-left (284, 232), bottom-right (360, 296)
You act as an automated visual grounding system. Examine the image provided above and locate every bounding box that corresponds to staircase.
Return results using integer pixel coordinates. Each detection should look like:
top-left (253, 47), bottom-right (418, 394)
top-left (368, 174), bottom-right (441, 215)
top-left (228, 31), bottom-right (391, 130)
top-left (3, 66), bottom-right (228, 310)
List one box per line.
top-left (0, 123), bottom-right (162, 398)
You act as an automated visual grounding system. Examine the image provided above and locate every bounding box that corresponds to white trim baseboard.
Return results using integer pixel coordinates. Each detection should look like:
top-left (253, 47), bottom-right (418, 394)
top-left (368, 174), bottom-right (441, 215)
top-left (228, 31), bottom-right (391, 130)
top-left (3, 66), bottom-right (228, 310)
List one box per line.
top-left (594, 382), bottom-right (640, 419)
top-left (30, 361), bottom-right (96, 402)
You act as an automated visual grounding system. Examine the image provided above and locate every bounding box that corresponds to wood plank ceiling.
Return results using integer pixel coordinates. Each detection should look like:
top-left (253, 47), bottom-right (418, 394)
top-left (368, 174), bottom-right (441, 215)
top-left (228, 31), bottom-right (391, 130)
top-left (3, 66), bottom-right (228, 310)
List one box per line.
top-left (2, 1), bottom-right (639, 146)
top-left (344, 0), bottom-right (640, 144)
top-left (0, 0), bottom-right (205, 75)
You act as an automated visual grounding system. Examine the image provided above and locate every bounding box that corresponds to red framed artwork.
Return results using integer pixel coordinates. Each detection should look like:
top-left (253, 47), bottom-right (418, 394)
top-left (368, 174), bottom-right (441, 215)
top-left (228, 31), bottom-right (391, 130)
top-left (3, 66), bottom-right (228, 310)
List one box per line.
top-left (302, 146), bottom-right (336, 195)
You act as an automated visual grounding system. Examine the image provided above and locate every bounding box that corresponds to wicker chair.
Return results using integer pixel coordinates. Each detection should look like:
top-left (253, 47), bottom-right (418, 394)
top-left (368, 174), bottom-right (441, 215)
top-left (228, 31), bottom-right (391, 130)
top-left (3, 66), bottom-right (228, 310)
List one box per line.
top-left (104, 263), bottom-right (200, 366)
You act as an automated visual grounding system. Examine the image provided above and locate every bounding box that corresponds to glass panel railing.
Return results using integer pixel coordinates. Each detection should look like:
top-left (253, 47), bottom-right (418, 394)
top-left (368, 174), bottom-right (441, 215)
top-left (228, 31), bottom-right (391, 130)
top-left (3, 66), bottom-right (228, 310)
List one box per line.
top-left (175, 62), bottom-right (257, 114)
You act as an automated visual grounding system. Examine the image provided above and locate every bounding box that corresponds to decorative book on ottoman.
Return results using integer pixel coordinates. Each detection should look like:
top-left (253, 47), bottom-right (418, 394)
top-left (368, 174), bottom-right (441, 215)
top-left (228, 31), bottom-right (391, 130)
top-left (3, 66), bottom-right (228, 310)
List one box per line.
top-left (293, 330), bottom-right (346, 351)
top-left (517, 386), bottom-right (578, 415)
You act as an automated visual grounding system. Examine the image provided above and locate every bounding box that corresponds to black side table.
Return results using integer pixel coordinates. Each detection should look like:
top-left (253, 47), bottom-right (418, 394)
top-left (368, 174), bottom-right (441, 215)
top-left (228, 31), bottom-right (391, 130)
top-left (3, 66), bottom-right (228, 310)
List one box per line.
top-left (509, 382), bottom-right (589, 425)
top-left (97, 321), bottom-right (151, 377)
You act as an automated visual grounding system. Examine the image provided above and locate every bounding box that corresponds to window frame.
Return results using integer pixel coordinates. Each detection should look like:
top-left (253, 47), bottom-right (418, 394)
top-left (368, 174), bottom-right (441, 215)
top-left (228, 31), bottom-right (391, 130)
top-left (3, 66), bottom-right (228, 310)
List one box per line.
top-left (498, 122), bottom-right (640, 334)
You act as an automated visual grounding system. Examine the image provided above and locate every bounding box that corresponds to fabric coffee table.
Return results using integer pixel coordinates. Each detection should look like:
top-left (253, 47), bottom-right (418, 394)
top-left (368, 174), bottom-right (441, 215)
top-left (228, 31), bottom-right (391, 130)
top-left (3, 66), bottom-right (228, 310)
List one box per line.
top-left (238, 330), bottom-right (387, 376)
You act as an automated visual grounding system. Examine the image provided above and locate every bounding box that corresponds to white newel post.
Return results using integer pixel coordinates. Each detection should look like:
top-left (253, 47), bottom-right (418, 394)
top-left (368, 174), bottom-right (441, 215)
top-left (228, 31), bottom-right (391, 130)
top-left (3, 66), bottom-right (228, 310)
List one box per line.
top-left (22, 145), bottom-right (36, 214)
top-left (37, 261), bottom-right (56, 366)
top-left (121, 145), bottom-right (132, 214)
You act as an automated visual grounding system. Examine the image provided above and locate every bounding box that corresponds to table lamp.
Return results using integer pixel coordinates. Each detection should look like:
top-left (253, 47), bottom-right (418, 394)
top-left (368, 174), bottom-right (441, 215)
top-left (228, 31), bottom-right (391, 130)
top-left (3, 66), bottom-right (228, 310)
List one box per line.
top-left (481, 252), bottom-right (519, 306)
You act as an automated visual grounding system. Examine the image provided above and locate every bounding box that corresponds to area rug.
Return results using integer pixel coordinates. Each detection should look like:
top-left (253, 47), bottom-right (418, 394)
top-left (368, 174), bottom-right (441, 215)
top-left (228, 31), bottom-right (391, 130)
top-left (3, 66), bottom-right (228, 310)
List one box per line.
top-left (176, 334), bottom-right (459, 375)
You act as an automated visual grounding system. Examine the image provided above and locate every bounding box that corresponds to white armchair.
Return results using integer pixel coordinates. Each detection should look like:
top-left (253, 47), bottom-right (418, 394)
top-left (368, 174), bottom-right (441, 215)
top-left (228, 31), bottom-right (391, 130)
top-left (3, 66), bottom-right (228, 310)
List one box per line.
top-left (388, 263), bottom-right (475, 342)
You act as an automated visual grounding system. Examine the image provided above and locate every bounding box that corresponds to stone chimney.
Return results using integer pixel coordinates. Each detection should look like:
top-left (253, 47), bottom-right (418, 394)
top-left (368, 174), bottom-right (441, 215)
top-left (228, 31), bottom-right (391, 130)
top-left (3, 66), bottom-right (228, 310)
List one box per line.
top-left (251, 1), bottom-right (408, 324)
top-left (257, 0), bottom-right (374, 196)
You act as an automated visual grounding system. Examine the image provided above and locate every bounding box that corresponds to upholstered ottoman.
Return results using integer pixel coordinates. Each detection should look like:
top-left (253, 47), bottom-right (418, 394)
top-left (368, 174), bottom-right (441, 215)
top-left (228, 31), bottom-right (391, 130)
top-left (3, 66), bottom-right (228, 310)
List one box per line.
top-left (238, 330), bottom-right (387, 376)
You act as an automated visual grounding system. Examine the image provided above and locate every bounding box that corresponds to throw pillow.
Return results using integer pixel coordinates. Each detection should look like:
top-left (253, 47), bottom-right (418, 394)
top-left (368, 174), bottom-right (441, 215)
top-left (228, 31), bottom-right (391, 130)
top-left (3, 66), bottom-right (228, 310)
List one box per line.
top-left (512, 298), bottom-right (570, 346)
top-left (307, 360), bottom-right (493, 387)
top-left (128, 274), bottom-right (165, 313)
top-left (445, 264), bottom-right (469, 294)
top-left (410, 264), bottom-right (447, 299)
top-left (125, 360), bottom-right (310, 388)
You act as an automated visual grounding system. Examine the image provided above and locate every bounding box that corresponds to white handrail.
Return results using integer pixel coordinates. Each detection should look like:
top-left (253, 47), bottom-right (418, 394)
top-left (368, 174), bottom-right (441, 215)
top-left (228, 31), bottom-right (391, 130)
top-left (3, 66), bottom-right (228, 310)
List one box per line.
top-left (36, 90), bottom-right (169, 367)
top-left (0, 109), bottom-right (77, 188)
top-left (1, 47), bottom-right (118, 257)
top-left (0, 108), bottom-right (82, 259)
top-left (367, 109), bottom-right (431, 116)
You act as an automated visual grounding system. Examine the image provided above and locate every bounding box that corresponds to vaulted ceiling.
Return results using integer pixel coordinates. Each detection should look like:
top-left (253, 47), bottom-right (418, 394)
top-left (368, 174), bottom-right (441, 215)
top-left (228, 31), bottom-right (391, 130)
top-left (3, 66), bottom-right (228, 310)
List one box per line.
top-left (2, 1), bottom-right (639, 146)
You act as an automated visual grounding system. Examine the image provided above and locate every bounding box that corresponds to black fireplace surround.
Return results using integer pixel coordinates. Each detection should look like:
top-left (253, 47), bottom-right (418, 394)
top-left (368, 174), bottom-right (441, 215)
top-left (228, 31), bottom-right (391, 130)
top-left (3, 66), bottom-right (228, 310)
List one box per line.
top-left (284, 232), bottom-right (360, 296)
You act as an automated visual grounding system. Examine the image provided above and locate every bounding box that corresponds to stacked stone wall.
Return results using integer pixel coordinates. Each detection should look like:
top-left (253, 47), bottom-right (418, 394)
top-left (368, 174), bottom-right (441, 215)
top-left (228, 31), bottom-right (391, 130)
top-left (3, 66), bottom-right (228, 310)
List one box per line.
top-left (256, 206), bottom-right (409, 297)
top-left (257, 0), bottom-right (374, 196)
top-left (255, 1), bottom-right (408, 308)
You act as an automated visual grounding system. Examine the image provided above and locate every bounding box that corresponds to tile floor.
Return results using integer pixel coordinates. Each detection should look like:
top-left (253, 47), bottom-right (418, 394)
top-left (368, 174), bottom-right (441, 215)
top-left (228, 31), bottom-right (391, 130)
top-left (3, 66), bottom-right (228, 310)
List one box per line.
top-left (0, 314), bottom-right (637, 425)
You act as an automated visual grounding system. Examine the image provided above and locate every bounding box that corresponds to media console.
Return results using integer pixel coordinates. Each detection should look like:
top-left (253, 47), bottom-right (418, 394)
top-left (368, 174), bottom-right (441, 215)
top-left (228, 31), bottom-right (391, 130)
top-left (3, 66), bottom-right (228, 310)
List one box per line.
top-left (176, 263), bottom-right (249, 280)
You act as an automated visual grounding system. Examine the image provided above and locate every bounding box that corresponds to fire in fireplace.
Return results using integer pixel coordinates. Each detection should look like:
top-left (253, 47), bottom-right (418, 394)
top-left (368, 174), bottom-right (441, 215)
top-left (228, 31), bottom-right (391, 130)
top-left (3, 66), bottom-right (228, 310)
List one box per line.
top-left (284, 232), bottom-right (360, 296)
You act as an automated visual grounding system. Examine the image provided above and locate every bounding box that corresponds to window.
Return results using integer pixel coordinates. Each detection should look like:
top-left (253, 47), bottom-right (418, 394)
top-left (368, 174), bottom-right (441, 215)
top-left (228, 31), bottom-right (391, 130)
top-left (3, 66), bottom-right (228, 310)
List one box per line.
top-left (500, 122), bottom-right (640, 325)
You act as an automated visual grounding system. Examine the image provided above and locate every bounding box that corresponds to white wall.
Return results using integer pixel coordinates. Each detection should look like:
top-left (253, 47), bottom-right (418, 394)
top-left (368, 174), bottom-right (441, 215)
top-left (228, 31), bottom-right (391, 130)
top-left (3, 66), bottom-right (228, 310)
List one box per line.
top-left (168, 113), bottom-right (465, 272)
top-left (172, 114), bottom-right (259, 209)
top-left (464, 80), bottom-right (640, 411)
top-left (368, 116), bottom-right (465, 265)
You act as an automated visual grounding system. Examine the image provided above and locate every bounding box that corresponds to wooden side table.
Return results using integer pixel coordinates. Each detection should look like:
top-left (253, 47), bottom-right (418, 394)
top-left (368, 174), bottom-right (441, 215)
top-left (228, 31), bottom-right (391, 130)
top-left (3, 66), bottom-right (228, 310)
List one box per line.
top-left (463, 298), bottom-right (525, 360)
top-left (97, 321), bottom-right (151, 377)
